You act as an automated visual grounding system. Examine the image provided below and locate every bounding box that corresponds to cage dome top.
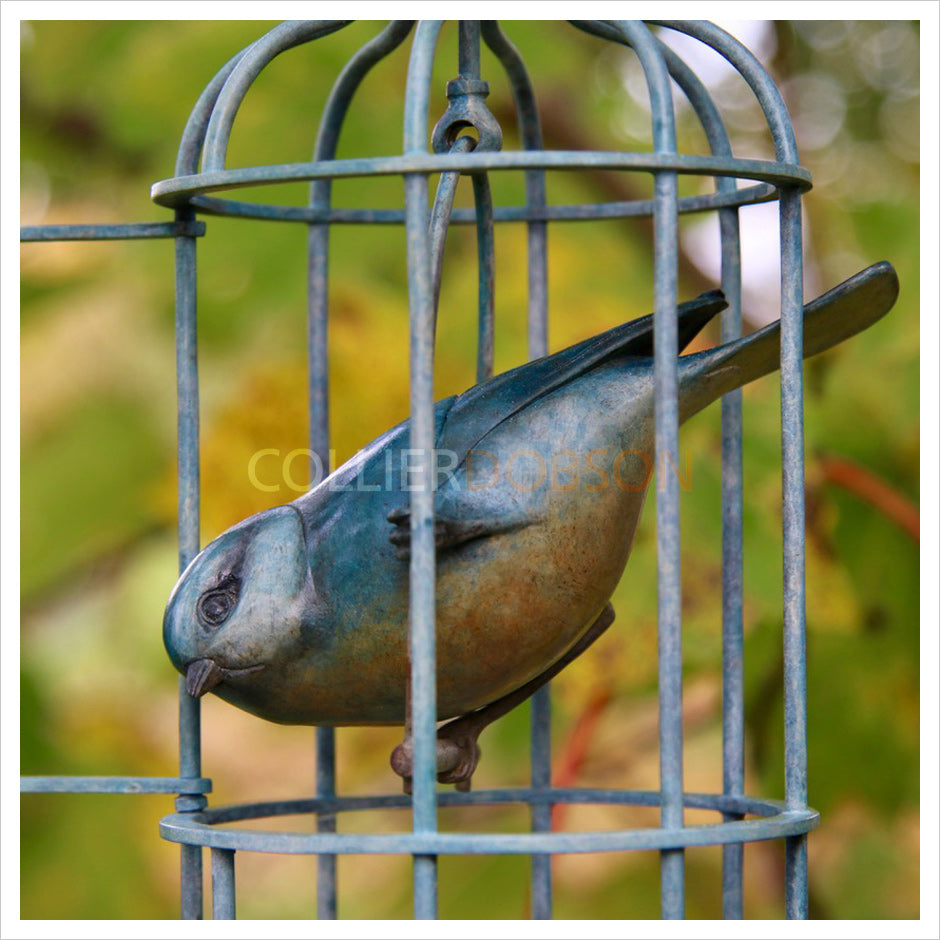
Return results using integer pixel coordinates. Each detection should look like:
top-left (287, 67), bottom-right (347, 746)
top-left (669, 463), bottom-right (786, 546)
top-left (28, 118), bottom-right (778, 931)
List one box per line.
top-left (150, 20), bottom-right (811, 220)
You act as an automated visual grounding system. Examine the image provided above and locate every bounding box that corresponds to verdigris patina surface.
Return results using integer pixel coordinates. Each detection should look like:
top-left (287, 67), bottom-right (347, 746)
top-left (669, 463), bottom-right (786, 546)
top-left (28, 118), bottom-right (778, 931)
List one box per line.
top-left (164, 261), bottom-right (898, 787)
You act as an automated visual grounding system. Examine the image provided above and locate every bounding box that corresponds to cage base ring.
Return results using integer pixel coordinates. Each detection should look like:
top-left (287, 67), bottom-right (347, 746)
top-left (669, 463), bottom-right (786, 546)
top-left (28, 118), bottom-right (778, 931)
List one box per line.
top-left (159, 787), bottom-right (819, 856)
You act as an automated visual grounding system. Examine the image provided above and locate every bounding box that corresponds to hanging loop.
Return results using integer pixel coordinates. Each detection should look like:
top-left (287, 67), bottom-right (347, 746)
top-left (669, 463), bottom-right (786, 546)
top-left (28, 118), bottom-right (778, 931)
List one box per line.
top-left (431, 77), bottom-right (503, 154)
top-left (429, 135), bottom-right (476, 320)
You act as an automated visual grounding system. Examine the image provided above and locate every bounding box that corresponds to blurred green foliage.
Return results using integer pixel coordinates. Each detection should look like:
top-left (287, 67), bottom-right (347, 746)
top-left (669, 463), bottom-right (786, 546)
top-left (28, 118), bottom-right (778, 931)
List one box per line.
top-left (20, 20), bottom-right (919, 920)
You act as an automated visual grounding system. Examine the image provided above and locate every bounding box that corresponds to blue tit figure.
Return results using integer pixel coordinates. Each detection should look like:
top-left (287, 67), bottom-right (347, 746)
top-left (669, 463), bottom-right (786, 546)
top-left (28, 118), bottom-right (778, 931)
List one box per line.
top-left (163, 261), bottom-right (898, 790)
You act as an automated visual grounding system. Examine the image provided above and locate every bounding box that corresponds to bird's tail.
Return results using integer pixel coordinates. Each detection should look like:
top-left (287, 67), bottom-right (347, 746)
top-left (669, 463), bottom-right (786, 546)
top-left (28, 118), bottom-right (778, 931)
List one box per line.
top-left (678, 261), bottom-right (899, 423)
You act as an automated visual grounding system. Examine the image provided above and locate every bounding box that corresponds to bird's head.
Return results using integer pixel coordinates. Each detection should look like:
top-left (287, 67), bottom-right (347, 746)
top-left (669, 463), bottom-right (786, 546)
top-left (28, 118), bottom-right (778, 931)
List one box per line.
top-left (163, 504), bottom-right (320, 713)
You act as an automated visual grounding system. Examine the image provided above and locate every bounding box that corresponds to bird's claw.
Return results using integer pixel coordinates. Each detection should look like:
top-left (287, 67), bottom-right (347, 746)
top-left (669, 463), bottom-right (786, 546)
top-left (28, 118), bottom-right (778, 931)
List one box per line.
top-left (387, 519), bottom-right (455, 561)
top-left (390, 726), bottom-right (483, 794)
top-left (387, 507), bottom-right (495, 560)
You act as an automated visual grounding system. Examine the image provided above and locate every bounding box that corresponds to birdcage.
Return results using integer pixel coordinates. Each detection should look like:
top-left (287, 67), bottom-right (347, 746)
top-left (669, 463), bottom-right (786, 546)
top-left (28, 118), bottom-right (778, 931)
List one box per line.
top-left (21, 19), bottom-right (821, 920)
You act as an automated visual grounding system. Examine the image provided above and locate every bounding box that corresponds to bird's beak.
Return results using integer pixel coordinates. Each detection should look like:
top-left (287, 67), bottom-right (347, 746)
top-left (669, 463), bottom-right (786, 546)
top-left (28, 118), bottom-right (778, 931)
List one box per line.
top-left (184, 659), bottom-right (266, 697)
top-left (186, 659), bottom-right (225, 697)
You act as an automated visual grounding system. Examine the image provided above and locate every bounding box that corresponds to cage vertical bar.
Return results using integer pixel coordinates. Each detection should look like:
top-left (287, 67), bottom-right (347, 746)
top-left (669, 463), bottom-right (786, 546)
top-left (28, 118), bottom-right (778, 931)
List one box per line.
top-left (780, 187), bottom-right (808, 919)
top-left (211, 848), bottom-right (236, 919)
top-left (718, 203), bottom-right (745, 919)
top-left (174, 205), bottom-right (205, 920)
top-left (403, 19), bottom-right (445, 919)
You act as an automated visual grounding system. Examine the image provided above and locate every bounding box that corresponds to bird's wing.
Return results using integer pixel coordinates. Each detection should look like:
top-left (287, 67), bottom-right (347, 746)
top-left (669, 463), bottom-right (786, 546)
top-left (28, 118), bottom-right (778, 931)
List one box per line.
top-left (436, 288), bottom-right (727, 459)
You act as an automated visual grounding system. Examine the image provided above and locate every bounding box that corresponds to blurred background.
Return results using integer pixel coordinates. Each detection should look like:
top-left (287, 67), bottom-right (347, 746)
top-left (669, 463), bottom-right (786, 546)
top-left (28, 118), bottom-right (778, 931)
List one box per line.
top-left (20, 20), bottom-right (920, 919)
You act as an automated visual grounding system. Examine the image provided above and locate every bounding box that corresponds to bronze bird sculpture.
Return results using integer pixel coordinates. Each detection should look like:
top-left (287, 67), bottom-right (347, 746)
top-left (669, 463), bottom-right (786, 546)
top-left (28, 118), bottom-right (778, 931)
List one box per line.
top-left (163, 261), bottom-right (898, 789)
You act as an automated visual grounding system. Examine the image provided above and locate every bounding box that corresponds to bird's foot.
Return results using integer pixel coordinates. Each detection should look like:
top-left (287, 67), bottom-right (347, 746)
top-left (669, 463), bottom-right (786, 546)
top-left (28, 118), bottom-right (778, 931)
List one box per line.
top-left (390, 719), bottom-right (483, 794)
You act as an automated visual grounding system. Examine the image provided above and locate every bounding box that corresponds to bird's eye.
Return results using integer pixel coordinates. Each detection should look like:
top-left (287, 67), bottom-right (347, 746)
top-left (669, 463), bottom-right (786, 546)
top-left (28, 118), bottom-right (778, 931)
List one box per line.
top-left (197, 581), bottom-right (239, 630)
